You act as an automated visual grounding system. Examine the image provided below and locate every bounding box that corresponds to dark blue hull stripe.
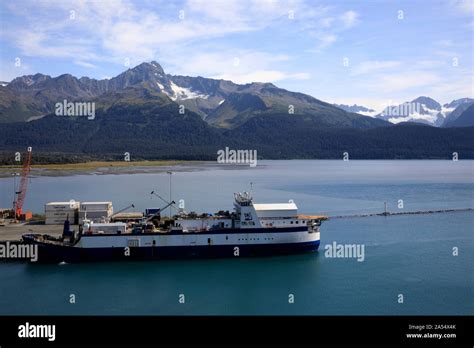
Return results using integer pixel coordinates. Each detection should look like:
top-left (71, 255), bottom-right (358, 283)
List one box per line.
top-left (30, 241), bottom-right (320, 263)
top-left (81, 226), bottom-right (310, 237)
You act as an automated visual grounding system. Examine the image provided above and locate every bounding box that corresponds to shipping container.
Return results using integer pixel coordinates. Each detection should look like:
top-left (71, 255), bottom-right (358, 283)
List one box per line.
top-left (80, 202), bottom-right (113, 212)
top-left (45, 212), bottom-right (78, 224)
top-left (45, 201), bottom-right (80, 211)
top-left (44, 201), bottom-right (79, 224)
top-left (78, 209), bottom-right (112, 224)
top-left (145, 208), bottom-right (160, 215)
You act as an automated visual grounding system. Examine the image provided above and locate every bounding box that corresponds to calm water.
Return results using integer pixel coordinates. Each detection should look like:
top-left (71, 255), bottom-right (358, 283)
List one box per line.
top-left (0, 160), bottom-right (473, 315)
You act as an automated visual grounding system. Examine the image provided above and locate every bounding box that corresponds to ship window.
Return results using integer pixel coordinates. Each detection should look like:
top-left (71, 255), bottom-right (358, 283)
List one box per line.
top-left (296, 221), bottom-right (299, 224)
top-left (127, 239), bottom-right (139, 248)
top-left (290, 221), bottom-right (293, 224)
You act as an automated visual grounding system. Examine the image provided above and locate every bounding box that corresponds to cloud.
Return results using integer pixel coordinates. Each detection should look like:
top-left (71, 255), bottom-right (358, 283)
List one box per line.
top-left (161, 50), bottom-right (308, 84)
top-left (2, 0), bottom-right (361, 76)
top-left (414, 60), bottom-right (446, 69)
top-left (374, 72), bottom-right (441, 93)
top-left (15, 30), bottom-right (100, 60)
top-left (4, 0), bottom-right (322, 67)
top-left (2, 0), bottom-right (469, 106)
top-left (450, 0), bottom-right (474, 14)
top-left (306, 10), bottom-right (359, 51)
top-left (427, 70), bottom-right (474, 98)
top-left (214, 70), bottom-right (310, 84)
top-left (319, 17), bottom-right (334, 28)
top-left (340, 10), bottom-right (359, 28)
top-left (317, 33), bottom-right (338, 47)
top-left (351, 61), bottom-right (401, 76)
top-left (434, 50), bottom-right (460, 58)
top-left (74, 60), bottom-right (97, 69)
top-left (306, 33), bottom-right (338, 52)
top-left (437, 39), bottom-right (454, 47)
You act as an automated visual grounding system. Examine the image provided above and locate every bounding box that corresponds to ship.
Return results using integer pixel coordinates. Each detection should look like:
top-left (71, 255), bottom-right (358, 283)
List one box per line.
top-left (22, 192), bottom-right (325, 263)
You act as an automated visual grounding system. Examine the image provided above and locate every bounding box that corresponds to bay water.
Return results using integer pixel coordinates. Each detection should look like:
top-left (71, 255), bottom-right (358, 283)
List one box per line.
top-left (0, 160), bottom-right (472, 315)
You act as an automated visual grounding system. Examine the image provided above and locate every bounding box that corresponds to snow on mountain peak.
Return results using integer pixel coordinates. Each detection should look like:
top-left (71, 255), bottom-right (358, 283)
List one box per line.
top-left (377, 96), bottom-right (473, 126)
top-left (168, 81), bottom-right (209, 101)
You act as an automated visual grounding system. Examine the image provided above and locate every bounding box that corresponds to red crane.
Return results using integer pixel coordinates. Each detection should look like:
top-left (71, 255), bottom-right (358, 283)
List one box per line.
top-left (14, 147), bottom-right (32, 219)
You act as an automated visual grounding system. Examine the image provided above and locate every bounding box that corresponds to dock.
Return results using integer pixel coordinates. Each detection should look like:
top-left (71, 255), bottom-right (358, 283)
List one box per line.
top-left (0, 223), bottom-right (68, 241)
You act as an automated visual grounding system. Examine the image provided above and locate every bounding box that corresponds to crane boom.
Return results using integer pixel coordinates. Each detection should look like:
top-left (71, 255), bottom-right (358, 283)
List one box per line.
top-left (15, 147), bottom-right (32, 218)
top-left (146, 201), bottom-right (176, 222)
top-left (110, 204), bottom-right (135, 218)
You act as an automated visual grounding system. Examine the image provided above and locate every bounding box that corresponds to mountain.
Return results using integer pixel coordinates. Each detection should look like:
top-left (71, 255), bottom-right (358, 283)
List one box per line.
top-left (443, 98), bottom-right (474, 109)
top-left (1, 72), bottom-right (100, 122)
top-left (441, 99), bottom-right (474, 127)
top-left (376, 96), bottom-right (473, 127)
top-left (0, 61), bottom-right (472, 160)
top-left (377, 96), bottom-right (442, 126)
top-left (0, 103), bottom-right (472, 161)
top-left (0, 61), bottom-right (386, 129)
top-left (412, 96), bottom-right (441, 110)
top-left (333, 104), bottom-right (377, 117)
top-left (443, 104), bottom-right (474, 127)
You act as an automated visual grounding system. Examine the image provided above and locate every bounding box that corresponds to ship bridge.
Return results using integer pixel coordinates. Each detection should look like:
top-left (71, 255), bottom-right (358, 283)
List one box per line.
top-left (234, 193), bottom-right (303, 228)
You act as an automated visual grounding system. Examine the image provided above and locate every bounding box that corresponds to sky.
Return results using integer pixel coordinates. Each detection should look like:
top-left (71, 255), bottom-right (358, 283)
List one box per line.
top-left (0, 0), bottom-right (473, 111)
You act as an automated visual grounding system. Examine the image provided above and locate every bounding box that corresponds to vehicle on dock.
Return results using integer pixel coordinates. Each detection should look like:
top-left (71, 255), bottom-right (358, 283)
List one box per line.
top-left (21, 192), bottom-right (326, 263)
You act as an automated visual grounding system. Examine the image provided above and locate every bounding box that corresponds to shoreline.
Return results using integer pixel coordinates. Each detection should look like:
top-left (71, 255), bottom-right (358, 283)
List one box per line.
top-left (0, 158), bottom-right (472, 178)
top-left (0, 160), bottom-right (211, 178)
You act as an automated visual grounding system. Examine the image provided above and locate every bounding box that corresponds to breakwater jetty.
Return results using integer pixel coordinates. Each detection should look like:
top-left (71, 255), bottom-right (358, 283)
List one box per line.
top-left (330, 207), bottom-right (473, 219)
